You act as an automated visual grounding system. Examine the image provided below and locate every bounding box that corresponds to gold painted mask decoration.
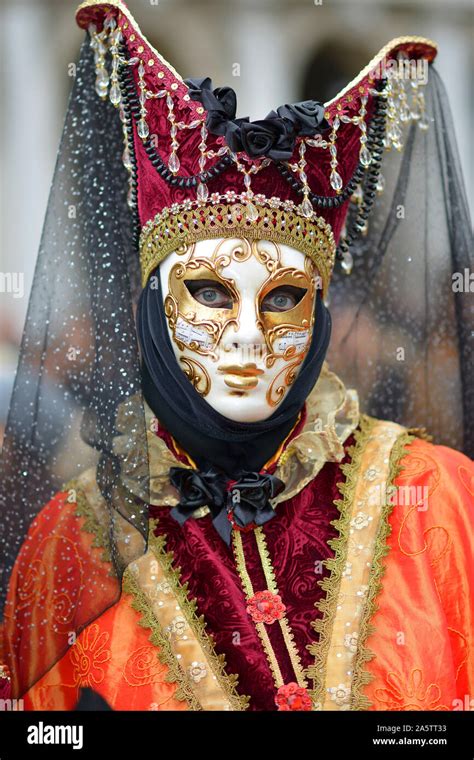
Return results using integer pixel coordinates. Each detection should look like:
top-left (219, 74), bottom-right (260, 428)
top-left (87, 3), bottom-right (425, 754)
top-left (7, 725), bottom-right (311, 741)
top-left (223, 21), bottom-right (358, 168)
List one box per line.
top-left (159, 237), bottom-right (318, 422)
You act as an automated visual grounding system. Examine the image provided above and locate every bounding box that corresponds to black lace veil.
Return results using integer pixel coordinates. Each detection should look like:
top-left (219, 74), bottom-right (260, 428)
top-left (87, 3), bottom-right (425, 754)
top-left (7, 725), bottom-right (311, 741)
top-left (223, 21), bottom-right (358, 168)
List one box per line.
top-left (327, 68), bottom-right (473, 456)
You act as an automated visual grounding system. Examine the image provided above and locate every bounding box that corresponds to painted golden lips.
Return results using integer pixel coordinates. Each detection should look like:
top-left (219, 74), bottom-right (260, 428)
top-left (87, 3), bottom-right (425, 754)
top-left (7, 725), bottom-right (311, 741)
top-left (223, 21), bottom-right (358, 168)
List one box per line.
top-left (162, 237), bottom-right (318, 411)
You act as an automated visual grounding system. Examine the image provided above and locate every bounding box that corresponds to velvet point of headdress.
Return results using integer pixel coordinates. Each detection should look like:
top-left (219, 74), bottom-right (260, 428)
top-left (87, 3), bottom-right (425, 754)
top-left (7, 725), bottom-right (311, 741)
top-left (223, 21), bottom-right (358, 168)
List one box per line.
top-left (76, 0), bottom-right (436, 294)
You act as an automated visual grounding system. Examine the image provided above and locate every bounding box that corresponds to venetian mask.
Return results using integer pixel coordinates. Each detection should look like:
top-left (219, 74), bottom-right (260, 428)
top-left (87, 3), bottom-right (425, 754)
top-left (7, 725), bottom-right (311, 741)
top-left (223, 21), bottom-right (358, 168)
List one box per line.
top-left (158, 237), bottom-right (319, 422)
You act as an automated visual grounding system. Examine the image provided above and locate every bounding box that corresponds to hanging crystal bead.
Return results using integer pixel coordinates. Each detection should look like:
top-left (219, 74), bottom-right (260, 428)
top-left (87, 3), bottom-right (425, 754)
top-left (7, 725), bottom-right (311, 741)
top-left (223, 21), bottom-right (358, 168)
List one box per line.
top-left (300, 196), bottom-right (314, 218)
top-left (137, 119), bottom-right (149, 140)
top-left (197, 182), bottom-right (208, 202)
top-left (95, 72), bottom-right (109, 99)
top-left (359, 146), bottom-right (372, 167)
top-left (169, 152), bottom-right (180, 174)
top-left (341, 249), bottom-right (353, 274)
top-left (122, 147), bottom-right (132, 171)
top-left (109, 83), bottom-right (121, 106)
top-left (330, 170), bottom-right (343, 192)
top-left (376, 174), bottom-right (385, 194)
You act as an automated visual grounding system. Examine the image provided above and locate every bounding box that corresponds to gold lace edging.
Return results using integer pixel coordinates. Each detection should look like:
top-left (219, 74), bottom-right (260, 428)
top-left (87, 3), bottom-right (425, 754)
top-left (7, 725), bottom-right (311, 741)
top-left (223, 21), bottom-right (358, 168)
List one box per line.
top-left (305, 413), bottom-right (377, 707)
top-left (349, 427), bottom-right (421, 710)
top-left (148, 527), bottom-right (250, 711)
top-left (66, 479), bottom-right (112, 566)
top-left (122, 569), bottom-right (201, 709)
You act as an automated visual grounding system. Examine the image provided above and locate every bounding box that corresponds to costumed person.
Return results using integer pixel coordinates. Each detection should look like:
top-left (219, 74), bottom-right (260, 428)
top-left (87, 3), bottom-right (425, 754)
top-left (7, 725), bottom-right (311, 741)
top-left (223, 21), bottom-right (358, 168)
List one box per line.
top-left (0, 0), bottom-right (472, 712)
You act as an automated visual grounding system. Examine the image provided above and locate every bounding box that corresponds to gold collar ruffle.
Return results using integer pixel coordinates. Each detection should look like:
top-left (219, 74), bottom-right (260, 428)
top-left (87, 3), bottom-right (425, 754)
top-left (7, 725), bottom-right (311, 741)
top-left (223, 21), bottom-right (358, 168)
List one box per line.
top-left (112, 361), bottom-right (360, 511)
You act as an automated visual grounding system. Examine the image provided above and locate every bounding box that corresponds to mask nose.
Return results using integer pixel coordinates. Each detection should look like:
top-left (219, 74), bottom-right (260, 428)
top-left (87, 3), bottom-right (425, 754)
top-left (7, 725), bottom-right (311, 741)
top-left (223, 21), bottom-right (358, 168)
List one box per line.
top-left (221, 292), bottom-right (265, 363)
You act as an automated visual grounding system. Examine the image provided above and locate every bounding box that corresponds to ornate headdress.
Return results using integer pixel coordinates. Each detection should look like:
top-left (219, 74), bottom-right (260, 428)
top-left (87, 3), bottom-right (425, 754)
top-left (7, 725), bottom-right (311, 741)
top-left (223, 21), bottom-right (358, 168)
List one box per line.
top-left (77, 0), bottom-right (436, 295)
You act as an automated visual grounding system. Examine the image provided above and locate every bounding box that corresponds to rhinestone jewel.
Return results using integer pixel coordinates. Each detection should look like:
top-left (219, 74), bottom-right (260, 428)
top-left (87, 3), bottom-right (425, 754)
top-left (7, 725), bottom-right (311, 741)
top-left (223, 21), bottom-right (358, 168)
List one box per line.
top-left (359, 146), bottom-right (372, 168)
top-left (168, 152), bottom-right (180, 174)
top-left (109, 83), bottom-right (121, 107)
top-left (137, 119), bottom-right (149, 140)
top-left (300, 196), bottom-right (314, 219)
top-left (330, 170), bottom-right (343, 193)
top-left (197, 182), bottom-right (208, 202)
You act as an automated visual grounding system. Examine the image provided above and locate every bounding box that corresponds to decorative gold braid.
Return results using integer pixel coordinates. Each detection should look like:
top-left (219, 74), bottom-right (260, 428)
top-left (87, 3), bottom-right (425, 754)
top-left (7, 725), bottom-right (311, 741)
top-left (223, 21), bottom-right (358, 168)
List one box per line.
top-left (305, 414), bottom-right (378, 706)
top-left (122, 569), bottom-right (201, 709)
top-left (255, 623), bottom-right (285, 689)
top-left (349, 427), bottom-right (421, 710)
top-left (65, 479), bottom-right (112, 566)
top-left (148, 526), bottom-right (250, 711)
top-left (232, 530), bottom-right (255, 598)
top-left (140, 203), bottom-right (335, 294)
top-left (254, 528), bottom-right (308, 689)
top-left (232, 530), bottom-right (285, 688)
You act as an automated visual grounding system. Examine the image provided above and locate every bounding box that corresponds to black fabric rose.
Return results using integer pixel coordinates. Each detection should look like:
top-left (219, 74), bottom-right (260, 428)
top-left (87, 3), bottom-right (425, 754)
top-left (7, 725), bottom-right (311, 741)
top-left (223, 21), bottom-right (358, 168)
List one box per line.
top-left (169, 465), bottom-right (285, 544)
top-left (185, 77), bottom-right (237, 136)
top-left (225, 115), bottom-right (297, 161)
top-left (169, 466), bottom-right (226, 522)
top-left (276, 100), bottom-right (329, 136)
top-left (184, 77), bottom-right (328, 161)
top-left (229, 472), bottom-right (285, 529)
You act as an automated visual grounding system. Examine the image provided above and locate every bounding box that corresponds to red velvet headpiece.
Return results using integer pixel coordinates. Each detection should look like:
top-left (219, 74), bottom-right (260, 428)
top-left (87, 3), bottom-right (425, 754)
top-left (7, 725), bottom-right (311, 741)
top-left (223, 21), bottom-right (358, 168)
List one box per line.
top-left (76, 0), bottom-right (437, 294)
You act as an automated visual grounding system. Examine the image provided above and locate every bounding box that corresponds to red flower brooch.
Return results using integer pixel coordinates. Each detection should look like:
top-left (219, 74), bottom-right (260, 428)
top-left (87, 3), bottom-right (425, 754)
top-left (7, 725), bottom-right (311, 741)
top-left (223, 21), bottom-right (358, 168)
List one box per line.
top-left (246, 590), bottom-right (286, 624)
top-left (275, 682), bottom-right (312, 711)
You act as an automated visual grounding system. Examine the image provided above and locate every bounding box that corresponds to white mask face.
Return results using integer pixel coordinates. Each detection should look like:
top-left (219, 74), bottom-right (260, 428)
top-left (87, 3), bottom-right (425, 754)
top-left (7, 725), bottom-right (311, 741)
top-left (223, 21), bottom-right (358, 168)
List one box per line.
top-left (158, 238), bottom-right (319, 422)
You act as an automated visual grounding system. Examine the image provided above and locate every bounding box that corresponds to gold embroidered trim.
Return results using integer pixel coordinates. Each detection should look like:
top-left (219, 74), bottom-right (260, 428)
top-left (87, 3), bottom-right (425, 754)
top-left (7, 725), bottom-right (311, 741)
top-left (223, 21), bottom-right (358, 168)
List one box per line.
top-left (65, 479), bottom-right (112, 565)
top-left (305, 414), bottom-right (377, 707)
top-left (122, 569), bottom-right (201, 709)
top-left (254, 529), bottom-right (308, 689)
top-left (148, 526), bottom-right (250, 711)
top-left (232, 529), bottom-right (308, 692)
top-left (231, 530), bottom-right (283, 687)
top-left (350, 428), bottom-right (419, 710)
top-left (139, 202), bottom-right (336, 293)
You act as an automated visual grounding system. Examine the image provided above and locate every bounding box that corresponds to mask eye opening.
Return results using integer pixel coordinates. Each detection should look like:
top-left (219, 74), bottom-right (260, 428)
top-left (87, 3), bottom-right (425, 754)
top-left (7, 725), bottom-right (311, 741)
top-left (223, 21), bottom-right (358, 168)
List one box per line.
top-left (260, 284), bottom-right (307, 313)
top-left (184, 279), bottom-right (234, 310)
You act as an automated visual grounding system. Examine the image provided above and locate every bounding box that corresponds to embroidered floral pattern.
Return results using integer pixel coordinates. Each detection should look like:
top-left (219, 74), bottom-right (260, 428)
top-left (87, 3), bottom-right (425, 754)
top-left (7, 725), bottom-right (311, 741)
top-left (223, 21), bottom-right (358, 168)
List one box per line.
top-left (328, 683), bottom-right (351, 707)
top-left (275, 682), bottom-right (312, 711)
top-left (343, 632), bottom-right (359, 653)
top-left (350, 511), bottom-right (372, 530)
top-left (374, 670), bottom-right (449, 711)
top-left (246, 590), bottom-right (286, 625)
top-left (188, 661), bottom-right (207, 683)
top-left (69, 624), bottom-right (111, 687)
top-left (167, 615), bottom-right (188, 638)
